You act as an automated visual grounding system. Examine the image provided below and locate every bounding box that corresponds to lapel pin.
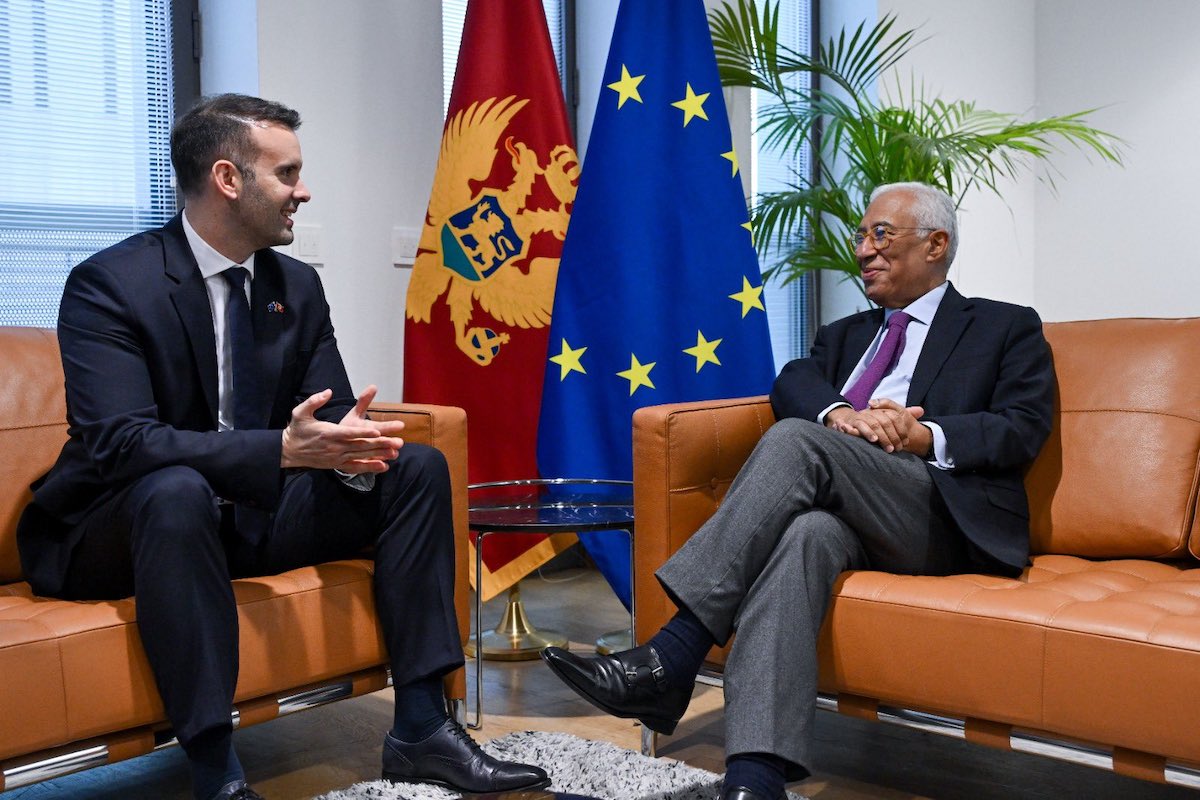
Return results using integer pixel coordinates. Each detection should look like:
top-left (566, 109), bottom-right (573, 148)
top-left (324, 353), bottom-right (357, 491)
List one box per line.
top-left (267, 301), bottom-right (285, 314)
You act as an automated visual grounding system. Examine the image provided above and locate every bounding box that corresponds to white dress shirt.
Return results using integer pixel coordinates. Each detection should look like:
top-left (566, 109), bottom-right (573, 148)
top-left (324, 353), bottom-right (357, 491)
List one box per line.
top-left (819, 281), bottom-right (955, 469)
top-left (182, 210), bottom-right (255, 434)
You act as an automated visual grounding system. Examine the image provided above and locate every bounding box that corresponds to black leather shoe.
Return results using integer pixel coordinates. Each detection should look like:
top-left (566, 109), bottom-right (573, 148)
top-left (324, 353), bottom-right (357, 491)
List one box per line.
top-left (209, 779), bottom-right (265, 800)
top-left (382, 719), bottom-right (550, 793)
top-left (721, 786), bottom-right (783, 800)
top-left (540, 644), bottom-right (693, 734)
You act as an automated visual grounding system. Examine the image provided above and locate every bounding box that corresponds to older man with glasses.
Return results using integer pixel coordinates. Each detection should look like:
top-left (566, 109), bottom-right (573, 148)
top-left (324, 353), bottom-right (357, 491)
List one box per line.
top-left (542, 181), bottom-right (1056, 800)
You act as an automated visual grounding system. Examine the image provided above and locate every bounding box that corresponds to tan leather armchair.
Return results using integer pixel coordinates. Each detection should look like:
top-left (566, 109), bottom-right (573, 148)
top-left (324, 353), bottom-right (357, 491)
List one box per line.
top-left (0, 327), bottom-right (471, 791)
top-left (633, 318), bottom-right (1200, 787)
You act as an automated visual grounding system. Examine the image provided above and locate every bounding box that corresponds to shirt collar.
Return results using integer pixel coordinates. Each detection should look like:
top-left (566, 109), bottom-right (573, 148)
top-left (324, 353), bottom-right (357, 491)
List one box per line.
top-left (884, 280), bottom-right (948, 327)
top-left (182, 209), bottom-right (256, 280)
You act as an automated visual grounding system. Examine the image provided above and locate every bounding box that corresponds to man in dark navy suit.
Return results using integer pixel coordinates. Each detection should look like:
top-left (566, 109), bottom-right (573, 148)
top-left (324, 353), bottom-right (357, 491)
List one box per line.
top-left (543, 182), bottom-right (1055, 800)
top-left (18, 94), bottom-right (548, 800)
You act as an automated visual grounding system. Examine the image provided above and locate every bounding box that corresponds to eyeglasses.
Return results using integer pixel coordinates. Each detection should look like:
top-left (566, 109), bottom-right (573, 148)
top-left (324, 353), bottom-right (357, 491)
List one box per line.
top-left (850, 225), bottom-right (936, 251)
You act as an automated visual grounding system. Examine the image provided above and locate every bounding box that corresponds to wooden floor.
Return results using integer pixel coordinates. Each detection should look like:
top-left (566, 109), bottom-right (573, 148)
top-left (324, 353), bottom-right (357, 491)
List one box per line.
top-left (4, 567), bottom-right (1197, 800)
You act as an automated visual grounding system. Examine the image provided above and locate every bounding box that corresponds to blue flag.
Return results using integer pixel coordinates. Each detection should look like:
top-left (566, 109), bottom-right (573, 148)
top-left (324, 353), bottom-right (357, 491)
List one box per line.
top-left (537, 0), bottom-right (776, 609)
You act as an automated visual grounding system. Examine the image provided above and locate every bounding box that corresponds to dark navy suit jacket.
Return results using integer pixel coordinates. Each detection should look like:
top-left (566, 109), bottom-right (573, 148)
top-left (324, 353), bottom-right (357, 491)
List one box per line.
top-left (770, 282), bottom-right (1055, 572)
top-left (18, 214), bottom-right (357, 595)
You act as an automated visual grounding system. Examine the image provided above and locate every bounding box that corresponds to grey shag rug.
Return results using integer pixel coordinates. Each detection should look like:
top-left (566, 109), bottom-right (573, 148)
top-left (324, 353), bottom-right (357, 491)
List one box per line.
top-left (316, 730), bottom-right (806, 800)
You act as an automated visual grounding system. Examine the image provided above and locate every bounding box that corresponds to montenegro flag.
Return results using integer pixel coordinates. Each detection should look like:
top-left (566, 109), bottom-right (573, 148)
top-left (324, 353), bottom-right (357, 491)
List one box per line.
top-left (403, 0), bottom-right (578, 601)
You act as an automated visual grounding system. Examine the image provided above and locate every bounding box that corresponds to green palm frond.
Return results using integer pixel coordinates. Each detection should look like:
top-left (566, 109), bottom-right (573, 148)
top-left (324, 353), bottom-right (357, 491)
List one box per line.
top-left (710, 0), bottom-right (1124, 301)
top-left (819, 14), bottom-right (922, 96)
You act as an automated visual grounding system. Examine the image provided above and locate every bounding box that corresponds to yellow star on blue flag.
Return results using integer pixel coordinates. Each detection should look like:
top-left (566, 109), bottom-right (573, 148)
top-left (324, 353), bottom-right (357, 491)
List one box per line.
top-left (537, 0), bottom-right (775, 608)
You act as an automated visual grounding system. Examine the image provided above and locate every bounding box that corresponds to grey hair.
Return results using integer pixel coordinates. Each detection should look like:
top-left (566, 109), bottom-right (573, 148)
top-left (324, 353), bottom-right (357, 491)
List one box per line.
top-left (869, 182), bottom-right (958, 267)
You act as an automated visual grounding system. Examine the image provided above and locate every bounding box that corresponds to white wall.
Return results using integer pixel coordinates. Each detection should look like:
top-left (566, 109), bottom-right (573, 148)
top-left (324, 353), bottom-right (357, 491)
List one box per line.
top-left (1033, 0), bottom-right (1200, 320)
top-left (220, 0), bottom-right (442, 400)
top-left (863, 0), bottom-right (1198, 323)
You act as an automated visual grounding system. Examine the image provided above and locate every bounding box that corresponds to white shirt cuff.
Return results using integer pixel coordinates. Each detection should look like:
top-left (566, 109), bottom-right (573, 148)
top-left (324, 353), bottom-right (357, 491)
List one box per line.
top-left (334, 469), bottom-right (376, 492)
top-left (817, 401), bottom-right (852, 425)
top-left (922, 422), bottom-right (954, 470)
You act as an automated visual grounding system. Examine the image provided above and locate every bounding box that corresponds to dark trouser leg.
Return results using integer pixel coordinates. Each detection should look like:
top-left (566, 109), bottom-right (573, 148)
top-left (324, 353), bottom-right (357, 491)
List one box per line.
top-left (62, 466), bottom-right (237, 749)
top-left (258, 443), bottom-right (462, 693)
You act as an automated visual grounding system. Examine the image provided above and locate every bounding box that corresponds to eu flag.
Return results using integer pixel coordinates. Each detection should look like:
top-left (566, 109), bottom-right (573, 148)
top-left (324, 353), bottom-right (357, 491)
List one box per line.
top-left (537, 0), bottom-right (775, 609)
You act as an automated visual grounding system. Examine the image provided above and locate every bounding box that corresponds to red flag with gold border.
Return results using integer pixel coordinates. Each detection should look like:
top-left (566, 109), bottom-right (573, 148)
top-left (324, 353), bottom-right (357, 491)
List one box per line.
top-left (403, 0), bottom-right (578, 601)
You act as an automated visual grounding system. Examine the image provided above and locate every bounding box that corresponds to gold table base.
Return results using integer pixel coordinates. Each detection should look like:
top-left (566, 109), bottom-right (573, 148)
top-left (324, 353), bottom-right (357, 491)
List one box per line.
top-left (465, 584), bottom-right (567, 662)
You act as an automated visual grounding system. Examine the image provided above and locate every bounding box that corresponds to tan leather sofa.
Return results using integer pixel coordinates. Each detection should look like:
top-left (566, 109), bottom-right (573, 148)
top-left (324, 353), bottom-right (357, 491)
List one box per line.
top-left (633, 317), bottom-right (1200, 788)
top-left (0, 326), bottom-right (471, 791)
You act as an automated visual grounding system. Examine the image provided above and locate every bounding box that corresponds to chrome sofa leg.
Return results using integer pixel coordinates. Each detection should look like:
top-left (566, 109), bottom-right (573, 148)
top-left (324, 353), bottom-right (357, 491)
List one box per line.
top-left (641, 724), bottom-right (658, 757)
top-left (448, 697), bottom-right (467, 727)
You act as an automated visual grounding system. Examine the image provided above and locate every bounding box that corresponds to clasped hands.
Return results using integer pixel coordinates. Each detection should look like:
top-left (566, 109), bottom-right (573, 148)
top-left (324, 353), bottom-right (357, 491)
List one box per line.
top-left (280, 385), bottom-right (405, 473)
top-left (825, 398), bottom-right (932, 457)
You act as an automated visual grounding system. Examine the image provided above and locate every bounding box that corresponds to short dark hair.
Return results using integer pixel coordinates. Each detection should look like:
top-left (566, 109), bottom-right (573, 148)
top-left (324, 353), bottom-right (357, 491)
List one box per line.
top-left (170, 94), bottom-right (302, 197)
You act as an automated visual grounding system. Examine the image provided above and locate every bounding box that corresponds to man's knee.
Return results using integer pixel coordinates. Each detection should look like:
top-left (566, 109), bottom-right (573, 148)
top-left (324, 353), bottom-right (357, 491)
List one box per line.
top-left (385, 443), bottom-right (451, 498)
top-left (127, 466), bottom-right (219, 533)
top-left (743, 417), bottom-right (839, 476)
top-left (764, 416), bottom-right (838, 449)
top-left (784, 510), bottom-right (862, 568)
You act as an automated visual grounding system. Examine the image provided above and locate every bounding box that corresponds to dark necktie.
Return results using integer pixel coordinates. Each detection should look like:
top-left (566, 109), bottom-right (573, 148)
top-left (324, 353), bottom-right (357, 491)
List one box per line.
top-left (221, 267), bottom-right (264, 430)
top-left (843, 310), bottom-right (914, 411)
top-left (222, 267), bottom-right (270, 545)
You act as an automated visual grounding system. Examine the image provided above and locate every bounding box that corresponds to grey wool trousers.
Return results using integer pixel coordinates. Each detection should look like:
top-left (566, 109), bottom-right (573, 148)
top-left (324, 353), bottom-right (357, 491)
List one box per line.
top-left (655, 417), bottom-right (971, 777)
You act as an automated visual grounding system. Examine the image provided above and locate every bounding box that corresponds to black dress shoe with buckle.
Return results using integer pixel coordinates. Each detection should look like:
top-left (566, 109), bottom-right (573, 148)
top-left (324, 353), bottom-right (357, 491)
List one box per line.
top-left (382, 718), bottom-right (550, 793)
top-left (209, 779), bottom-right (265, 800)
top-left (540, 644), bottom-right (693, 734)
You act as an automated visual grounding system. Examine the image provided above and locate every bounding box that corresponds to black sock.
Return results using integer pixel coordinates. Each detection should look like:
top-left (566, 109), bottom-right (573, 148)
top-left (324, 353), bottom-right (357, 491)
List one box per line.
top-left (646, 606), bottom-right (715, 689)
top-left (184, 728), bottom-right (243, 800)
top-left (391, 675), bottom-right (449, 742)
top-left (724, 752), bottom-right (786, 799)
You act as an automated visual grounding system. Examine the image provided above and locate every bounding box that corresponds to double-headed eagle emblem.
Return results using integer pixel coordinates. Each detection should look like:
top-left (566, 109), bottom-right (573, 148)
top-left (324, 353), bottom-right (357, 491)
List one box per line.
top-left (406, 96), bottom-right (579, 366)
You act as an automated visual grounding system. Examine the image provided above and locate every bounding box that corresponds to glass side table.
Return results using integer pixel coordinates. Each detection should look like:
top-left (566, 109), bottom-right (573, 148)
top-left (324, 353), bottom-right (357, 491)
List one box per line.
top-left (466, 478), bottom-right (634, 729)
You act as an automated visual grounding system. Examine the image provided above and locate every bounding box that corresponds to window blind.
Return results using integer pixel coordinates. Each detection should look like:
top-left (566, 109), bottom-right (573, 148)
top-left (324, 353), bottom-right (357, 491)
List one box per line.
top-left (753, 0), bottom-right (814, 371)
top-left (0, 0), bottom-right (176, 327)
top-left (442, 0), bottom-right (567, 117)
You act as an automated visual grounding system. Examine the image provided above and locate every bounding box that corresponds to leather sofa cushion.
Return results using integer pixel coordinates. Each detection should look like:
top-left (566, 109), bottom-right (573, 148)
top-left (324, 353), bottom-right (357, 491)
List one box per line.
top-left (1026, 318), bottom-right (1200, 559)
top-left (818, 554), bottom-right (1200, 763)
top-left (0, 328), bottom-right (68, 584)
top-left (0, 559), bottom-right (386, 762)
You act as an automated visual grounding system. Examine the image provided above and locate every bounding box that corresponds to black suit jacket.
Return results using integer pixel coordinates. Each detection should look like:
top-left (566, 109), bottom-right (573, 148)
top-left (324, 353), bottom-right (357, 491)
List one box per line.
top-left (770, 283), bottom-right (1054, 571)
top-left (18, 214), bottom-right (357, 595)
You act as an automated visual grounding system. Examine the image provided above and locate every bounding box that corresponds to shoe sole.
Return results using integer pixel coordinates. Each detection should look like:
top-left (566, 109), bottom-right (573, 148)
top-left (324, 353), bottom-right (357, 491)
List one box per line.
top-left (539, 650), bottom-right (681, 735)
top-left (382, 772), bottom-right (552, 795)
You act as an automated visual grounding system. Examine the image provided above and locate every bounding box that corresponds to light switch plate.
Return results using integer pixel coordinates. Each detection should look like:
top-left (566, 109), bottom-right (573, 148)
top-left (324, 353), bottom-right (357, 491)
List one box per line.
top-left (293, 224), bottom-right (323, 265)
top-left (392, 226), bottom-right (420, 267)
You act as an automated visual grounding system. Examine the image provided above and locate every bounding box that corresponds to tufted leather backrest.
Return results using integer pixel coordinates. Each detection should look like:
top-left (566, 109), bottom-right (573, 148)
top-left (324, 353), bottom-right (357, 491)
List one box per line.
top-left (0, 328), bottom-right (69, 583)
top-left (1026, 318), bottom-right (1200, 559)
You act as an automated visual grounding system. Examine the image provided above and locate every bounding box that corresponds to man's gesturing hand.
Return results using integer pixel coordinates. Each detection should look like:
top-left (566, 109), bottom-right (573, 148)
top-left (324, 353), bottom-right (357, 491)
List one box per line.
top-left (280, 385), bottom-right (406, 473)
top-left (825, 399), bottom-right (932, 456)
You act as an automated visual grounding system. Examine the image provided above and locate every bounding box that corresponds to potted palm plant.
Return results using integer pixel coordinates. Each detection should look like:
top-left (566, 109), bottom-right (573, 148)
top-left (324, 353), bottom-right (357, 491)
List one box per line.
top-left (709, 0), bottom-right (1123, 301)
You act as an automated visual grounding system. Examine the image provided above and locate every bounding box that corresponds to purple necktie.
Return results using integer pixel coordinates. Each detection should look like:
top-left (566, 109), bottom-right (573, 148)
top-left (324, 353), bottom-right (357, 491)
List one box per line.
top-left (843, 311), bottom-right (913, 411)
